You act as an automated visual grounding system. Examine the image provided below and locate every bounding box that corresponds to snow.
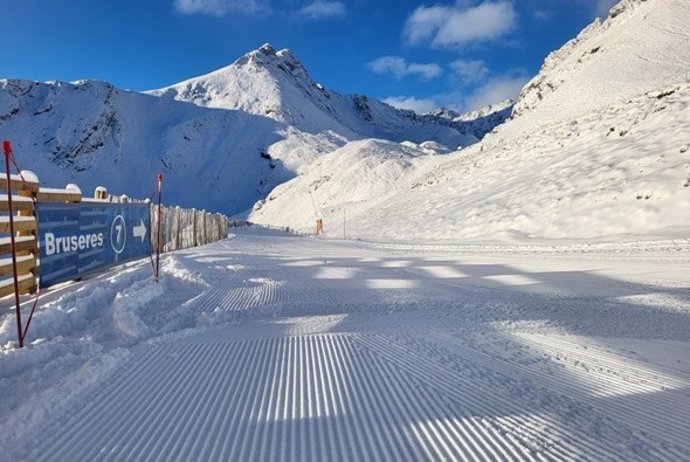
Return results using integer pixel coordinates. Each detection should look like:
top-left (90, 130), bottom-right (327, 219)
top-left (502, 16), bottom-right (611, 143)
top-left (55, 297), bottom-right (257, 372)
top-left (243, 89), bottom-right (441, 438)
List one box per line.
top-left (0, 43), bottom-right (490, 217)
top-left (0, 78), bottom-right (294, 214)
top-left (250, 0), bottom-right (690, 242)
top-left (1, 0), bottom-right (690, 459)
top-left (496, 0), bottom-right (690, 144)
top-left (251, 83), bottom-right (690, 240)
top-left (147, 43), bottom-right (478, 149)
top-left (1, 230), bottom-right (689, 460)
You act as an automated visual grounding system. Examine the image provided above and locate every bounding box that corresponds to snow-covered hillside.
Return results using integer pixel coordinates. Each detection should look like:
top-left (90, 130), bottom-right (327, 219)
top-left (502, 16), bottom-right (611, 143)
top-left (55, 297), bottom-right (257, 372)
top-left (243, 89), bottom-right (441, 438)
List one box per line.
top-left (253, 84), bottom-right (690, 240)
top-left (0, 44), bottom-right (497, 216)
top-left (0, 78), bottom-right (295, 213)
top-left (148, 43), bottom-right (479, 148)
top-left (491, 0), bottom-right (690, 144)
top-left (250, 0), bottom-right (690, 242)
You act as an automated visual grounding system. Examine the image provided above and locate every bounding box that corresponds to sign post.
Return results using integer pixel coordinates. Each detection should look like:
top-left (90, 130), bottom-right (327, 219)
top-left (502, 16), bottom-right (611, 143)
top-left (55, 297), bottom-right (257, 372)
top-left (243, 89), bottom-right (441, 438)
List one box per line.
top-left (155, 174), bottom-right (163, 282)
top-left (3, 140), bottom-right (24, 347)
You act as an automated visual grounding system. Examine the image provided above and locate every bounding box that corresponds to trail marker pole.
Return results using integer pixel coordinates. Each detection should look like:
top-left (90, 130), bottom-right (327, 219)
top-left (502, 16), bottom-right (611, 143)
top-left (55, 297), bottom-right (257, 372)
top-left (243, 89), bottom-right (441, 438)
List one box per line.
top-left (3, 141), bottom-right (24, 348)
top-left (155, 174), bottom-right (163, 282)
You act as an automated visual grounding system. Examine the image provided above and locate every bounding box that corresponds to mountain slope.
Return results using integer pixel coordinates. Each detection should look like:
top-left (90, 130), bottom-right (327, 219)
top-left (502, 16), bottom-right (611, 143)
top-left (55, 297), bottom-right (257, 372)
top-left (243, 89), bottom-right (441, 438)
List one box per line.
top-left (251, 83), bottom-right (690, 240)
top-left (431, 99), bottom-right (514, 140)
top-left (1, 44), bottom-right (507, 216)
top-left (148, 44), bottom-right (478, 148)
top-left (489, 0), bottom-right (690, 144)
top-left (0, 78), bottom-right (298, 213)
top-left (250, 0), bottom-right (690, 241)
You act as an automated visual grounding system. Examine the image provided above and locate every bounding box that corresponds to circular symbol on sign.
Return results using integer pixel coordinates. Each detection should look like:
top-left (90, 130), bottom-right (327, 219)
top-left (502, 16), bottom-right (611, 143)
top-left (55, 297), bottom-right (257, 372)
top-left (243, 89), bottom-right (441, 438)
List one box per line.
top-left (111, 215), bottom-right (127, 254)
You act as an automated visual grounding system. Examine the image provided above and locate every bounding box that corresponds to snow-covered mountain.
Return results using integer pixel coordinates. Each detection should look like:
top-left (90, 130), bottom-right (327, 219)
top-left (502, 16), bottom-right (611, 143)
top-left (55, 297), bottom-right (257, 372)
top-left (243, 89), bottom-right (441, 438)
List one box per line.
top-left (4, 0), bottom-right (688, 242)
top-left (488, 0), bottom-right (690, 145)
top-left (0, 44), bottom-right (496, 215)
top-left (250, 0), bottom-right (690, 241)
top-left (147, 43), bottom-right (478, 148)
top-left (0, 78), bottom-right (292, 213)
top-left (429, 99), bottom-right (514, 140)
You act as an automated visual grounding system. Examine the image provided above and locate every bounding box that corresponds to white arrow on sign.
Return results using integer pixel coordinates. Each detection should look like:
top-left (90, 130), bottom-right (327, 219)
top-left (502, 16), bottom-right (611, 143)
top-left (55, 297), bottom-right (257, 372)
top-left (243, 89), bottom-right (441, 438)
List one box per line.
top-left (133, 219), bottom-right (147, 242)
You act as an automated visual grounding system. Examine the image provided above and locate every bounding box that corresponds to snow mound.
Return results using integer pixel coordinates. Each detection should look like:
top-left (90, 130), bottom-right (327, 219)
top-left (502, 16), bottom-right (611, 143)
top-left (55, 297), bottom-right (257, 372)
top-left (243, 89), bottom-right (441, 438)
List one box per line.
top-left (251, 139), bottom-right (429, 233)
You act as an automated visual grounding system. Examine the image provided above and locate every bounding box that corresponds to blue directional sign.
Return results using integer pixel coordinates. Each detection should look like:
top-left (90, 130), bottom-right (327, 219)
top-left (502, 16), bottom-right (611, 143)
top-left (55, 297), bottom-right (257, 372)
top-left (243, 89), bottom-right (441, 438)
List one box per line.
top-left (35, 202), bottom-right (152, 288)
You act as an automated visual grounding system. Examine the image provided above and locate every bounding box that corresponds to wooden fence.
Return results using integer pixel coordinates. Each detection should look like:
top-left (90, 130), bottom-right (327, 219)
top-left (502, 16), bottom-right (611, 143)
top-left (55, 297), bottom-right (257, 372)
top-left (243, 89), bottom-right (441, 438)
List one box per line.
top-left (2, 172), bottom-right (230, 299)
top-left (0, 173), bottom-right (83, 298)
top-left (152, 206), bottom-right (229, 253)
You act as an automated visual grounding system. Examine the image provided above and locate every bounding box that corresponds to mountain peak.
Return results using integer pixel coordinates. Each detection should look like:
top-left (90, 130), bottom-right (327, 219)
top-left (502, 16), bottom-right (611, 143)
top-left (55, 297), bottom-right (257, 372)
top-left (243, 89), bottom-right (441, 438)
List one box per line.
top-left (258, 42), bottom-right (275, 54)
top-left (234, 43), bottom-right (307, 78)
top-left (146, 44), bottom-right (487, 147)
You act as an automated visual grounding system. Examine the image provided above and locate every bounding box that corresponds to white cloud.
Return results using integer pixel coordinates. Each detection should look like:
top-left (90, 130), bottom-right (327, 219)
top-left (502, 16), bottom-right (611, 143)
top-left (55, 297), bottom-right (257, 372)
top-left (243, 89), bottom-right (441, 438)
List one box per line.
top-left (174, 0), bottom-right (267, 16)
top-left (534, 10), bottom-right (552, 21)
top-left (595, 0), bottom-right (619, 18)
top-left (404, 1), bottom-right (517, 48)
top-left (464, 74), bottom-right (528, 110)
top-left (449, 59), bottom-right (489, 84)
top-left (367, 56), bottom-right (442, 81)
top-left (405, 62), bottom-right (444, 80)
top-left (382, 96), bottom-right (439, 114)
top-left (402, 5), bottom-right (447, 45)
top-left (381, 70), bottom-right (528, 115)
top-left (299, 1), bottom-right (346, 20)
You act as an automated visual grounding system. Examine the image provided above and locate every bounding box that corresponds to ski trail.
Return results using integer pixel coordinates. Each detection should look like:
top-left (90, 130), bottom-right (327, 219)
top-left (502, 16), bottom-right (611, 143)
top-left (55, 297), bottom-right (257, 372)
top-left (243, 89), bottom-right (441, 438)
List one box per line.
top-left (190, 268), bottom-right (342, 316)
top-left (15, 318), bottom-right (690, 461)
top-left (18, 332), bottom-right (590, 461)
top-left (357, 333), bottom-right (684, 461)
top-left (8, 233), bottom-right (690, 462)
top-left (422, 327), bottom-right (690, 455)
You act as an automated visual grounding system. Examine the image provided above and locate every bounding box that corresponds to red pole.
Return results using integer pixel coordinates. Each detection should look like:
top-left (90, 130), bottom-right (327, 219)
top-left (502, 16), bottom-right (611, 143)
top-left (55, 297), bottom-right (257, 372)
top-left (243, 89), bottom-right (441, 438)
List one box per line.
top-left (155, 173), bottom-right (163, 282)
top-left (3, 140), bottom-right (24, 348)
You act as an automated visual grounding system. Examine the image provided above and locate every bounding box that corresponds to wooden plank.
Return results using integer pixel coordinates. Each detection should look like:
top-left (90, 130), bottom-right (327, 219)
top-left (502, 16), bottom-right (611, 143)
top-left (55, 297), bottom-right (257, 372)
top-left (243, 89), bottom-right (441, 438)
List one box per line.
top-left (0, 194), bottom-right (34, 212)
top-left (0, 174), bottom-right (39, 194)
top-left (35, 187), bottom-right (81, 203)
top-left (0, 236), bottom-right (36, 254)
top-left (0, 274), bottom-right (36, 299)
top-left (0, 255), bottom-right (37, 277)
top-left (0, 216), bottom-right (36, 234)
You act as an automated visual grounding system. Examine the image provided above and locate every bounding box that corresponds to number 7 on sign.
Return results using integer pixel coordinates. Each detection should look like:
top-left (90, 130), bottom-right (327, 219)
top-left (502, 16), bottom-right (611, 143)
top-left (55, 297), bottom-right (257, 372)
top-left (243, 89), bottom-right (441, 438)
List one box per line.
top-left (110, 215), bottom-right (127, 254)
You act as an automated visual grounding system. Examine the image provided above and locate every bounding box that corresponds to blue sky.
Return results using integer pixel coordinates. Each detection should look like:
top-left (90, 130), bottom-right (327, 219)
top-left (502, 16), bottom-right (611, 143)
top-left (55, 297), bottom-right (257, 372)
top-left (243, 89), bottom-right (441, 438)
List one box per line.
top-left (0, 0), bottom-right (617, 113)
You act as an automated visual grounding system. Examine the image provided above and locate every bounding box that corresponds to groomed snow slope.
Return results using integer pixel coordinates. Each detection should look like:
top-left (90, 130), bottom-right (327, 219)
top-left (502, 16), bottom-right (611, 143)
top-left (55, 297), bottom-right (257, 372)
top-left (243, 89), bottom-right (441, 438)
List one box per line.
top-left (251, 83), bottom-right (690, 241)
top-left (1, 230), bottom-right (689, 461)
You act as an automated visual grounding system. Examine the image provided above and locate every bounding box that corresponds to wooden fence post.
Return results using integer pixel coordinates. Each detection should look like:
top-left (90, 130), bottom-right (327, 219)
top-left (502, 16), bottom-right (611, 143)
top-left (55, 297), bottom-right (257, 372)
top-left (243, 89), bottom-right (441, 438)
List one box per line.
top-left (0, 171), bottom-right (40, 300)
top-left (175, 207), bottom-right (181, 251)
top-left (192, 209), bottom-right (197, 247)
top-left (203, 211), bottom-right (207, 246)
